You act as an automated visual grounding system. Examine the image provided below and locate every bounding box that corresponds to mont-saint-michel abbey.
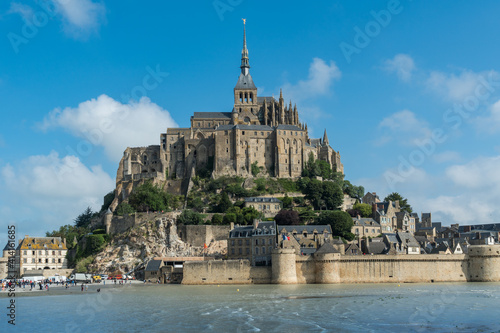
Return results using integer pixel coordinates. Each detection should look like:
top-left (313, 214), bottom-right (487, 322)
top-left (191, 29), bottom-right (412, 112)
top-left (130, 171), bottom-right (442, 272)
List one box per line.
top-left (112, 23), bottom-right (343, 208)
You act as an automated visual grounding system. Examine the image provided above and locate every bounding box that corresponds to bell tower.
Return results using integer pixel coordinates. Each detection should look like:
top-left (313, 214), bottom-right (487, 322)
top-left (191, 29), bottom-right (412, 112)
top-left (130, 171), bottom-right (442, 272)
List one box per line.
top-left (233, 19), bottom-right (259, 125)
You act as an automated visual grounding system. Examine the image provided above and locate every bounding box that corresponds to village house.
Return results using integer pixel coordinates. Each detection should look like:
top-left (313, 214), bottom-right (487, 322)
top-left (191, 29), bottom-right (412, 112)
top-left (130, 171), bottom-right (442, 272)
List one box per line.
top-left (372, 200), bottom-right (400, 233)
top-left (244, 197), bottom-right (281, 217)
top-left (227, 220), bottom-right (276, 266)
top-left (16, 236), bottom-right (68, 276)
top-left (277, 225), bottom-right (333, 255)
top-left (351, 216), bottom-right (381, 238)
top-left (395, 211), bottom-right (416, 233)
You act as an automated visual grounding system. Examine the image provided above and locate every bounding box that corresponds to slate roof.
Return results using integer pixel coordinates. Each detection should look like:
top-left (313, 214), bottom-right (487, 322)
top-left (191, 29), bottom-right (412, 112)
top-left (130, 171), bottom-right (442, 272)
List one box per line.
top-left (366, 242), bottom-right (387, 254)
top-left (235, 73), bottom-right (257, 89)
top-left (245, 197), bottom-right (281, 203)
top-left (229, 221), bottom-right (276, 238)
top-left (315, 242), bottom-right (341, 254)
top-left (215, 124), bottom-right (274, 131)
top-left (145, 259), bottom-right (162, 272)
top-left (352, 218), bottom-right (381, 228)
top-left (257, 96), bottom-right (276, 104)
top-left (384, 233), bottom-right (399, 244)
top-left (276, 125), bottom-right (304, 131)
top-left (17, 237), bottom-right (67, 250)
top-left (422, 213), bottom-right (431, 219)
top-left (458, 223), bottom-right (500, 232)
top-left (278, 225), bottom-right (332, 235)
top-left (397, 232), bottom-right (420, 248)
top-left (192, 112), bottom-right (232, 119)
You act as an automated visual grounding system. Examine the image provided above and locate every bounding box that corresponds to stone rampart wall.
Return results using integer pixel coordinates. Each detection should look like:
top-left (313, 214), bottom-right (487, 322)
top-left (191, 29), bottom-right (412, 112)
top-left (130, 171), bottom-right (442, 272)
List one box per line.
top-left (178, 225), bottom-right (230, 247)
top-left (182, 245), bottom-right (500, 284)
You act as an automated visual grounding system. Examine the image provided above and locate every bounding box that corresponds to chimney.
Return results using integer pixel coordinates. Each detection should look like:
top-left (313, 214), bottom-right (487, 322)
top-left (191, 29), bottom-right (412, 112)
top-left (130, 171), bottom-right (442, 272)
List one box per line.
top-left (253, 219), bottom-right (259, 230)
top-left (63, 238), bottom-right (66, 246)
top-left (230, 222), bottom-right (234, 230)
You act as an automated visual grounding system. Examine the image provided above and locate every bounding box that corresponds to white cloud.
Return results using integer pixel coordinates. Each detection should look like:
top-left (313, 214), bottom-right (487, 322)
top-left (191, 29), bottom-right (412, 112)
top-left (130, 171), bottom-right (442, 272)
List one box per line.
top-left (39, 94), bottom-right (178, 162)
top-left (282, 57), bottom-right (341, 102)
top-left (8, 2), bottom-right (34, 21)
top-left (359, 154), bottom-right (500, 225)
top-left (425, 69), bottom-right (500, 102)
top-left (378, 110), bottom-right (432, 146)
top-left (383, 54), bottom-right (415, 82)
top-left (0, 151), bottom-right (114, 236)
top-left (51, 0), bottom-right (106, 37)
top-left (432, 151), bottom-right (461, 164)
top-left (474, 99), bottom-right (500, 133)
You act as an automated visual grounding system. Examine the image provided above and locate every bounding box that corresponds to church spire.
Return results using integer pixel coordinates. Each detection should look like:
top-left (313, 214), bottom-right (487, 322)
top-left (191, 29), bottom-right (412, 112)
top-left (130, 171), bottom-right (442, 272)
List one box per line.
top-left (323, 129), bottom-right (329, 146)
top-left (240, 19), bottom-right (250, 75)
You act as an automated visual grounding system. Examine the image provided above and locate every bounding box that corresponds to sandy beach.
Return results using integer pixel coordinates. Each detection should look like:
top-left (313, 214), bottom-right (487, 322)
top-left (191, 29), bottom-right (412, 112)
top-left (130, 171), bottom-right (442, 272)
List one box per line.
top-left (0, 280), bottom-right (146, 297)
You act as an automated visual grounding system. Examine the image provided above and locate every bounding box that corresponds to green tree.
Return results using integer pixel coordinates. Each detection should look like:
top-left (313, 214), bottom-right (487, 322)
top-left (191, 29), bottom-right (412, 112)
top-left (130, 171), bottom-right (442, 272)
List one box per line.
top-left (281, 195), bottom-right (293, 208)
top-left (352, 203), bottom-right (372, 217)
top-left (115, 202), bottom-right (135, 216)
top-left (316, 210), bottom-right (354, 240)
top-left (299, 207), bottom-right (316, 224)
top-left (384, 192), bottom-right (413, 213)
top-left (129, 181), bottom-right (171, 212)
top-left (304, 178), bottom-right (323, 209)
top-left (211, 214), bottom-right (224, 225)
top-left (223, 213), bottom-right (237, 224)
top-left (251, 161), bottom-right (260, 177)
top-left (177, 209), bottom-right (204, 225)
top-left (343, 180), bottom-right (364, 200)
top-left (217, 192), bottom-right (233, 213)
top-left (74, 207), bottom-right (95, 228)
top-left (322, 181), bottom-right (343, 210)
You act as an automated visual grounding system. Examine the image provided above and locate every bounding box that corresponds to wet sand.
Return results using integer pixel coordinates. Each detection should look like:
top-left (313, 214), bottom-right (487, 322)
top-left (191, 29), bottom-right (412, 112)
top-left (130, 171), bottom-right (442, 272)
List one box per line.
top-left (0, 280), bottom-right (145, 297)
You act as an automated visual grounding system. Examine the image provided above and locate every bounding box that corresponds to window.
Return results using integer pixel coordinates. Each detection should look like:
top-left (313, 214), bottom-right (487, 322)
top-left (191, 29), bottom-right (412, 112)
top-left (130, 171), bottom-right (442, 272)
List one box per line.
top-left (258, 205), bottom-right (262, 209)
top-left (52, 251), bottom-right (55, 255)
top-left (52, 258), bottom-right (55, 263)
top-left (246, 248), bottom-right (250, 255)
top-left (261, 132), bottom-right (264, 136)
top-left (32, 258), bottom-right (35, 263)
top-left (23, 250), bottom-right (26, 255)
top-left (58, 251), bottom-right (61, 255)
top-left (45, 250), bottom-right (49, 255)
top-left (226, 139), bottom-right (229, 144)
top-left (254, 132), bottom-right (257, 136)
top-left (32, 251), bottom-right (35, 255)
top-left (226, 148), bottom-right (229, 153)
top-left (269, 246), bottom-right (272, 253)
top-left (239, 248), bottom-right (242, 255)
top-left (261, 239), bottom-right (265, 245)
top-left (238, 239), bottom-right (242, 246)
top-left (231, 240), bottom-right (235, 246)
top-left (242, 131), bottom-right (245, 135)
top-left (39, 250), bottom-right (42, 255)
top-left (231, 249), bottom-right (235, 255)
top-left (45, 259), bottom-right (48, 263)
top-left (255, 247), bottom-right (259, 255)
top-left (198, 122), bottom-right (201, 127)
top-left (23, 258), bottom-right (27, 263)
top-left (262, 247), bottom-right (266, 254)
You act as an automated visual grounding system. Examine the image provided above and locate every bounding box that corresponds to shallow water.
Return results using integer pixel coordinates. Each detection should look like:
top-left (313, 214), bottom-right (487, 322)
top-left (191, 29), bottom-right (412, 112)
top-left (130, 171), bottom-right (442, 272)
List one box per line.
top-left (2, 282), bottom-right (500, 332)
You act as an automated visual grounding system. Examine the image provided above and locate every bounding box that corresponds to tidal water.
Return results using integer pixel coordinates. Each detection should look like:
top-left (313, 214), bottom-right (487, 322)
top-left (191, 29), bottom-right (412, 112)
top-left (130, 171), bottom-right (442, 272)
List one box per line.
top-left (2, 282), bottom-right (500, 332)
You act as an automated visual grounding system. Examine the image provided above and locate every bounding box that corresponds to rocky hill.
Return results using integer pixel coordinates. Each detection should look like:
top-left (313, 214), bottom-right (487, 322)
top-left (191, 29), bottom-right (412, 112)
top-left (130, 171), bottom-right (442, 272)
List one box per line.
top-left (89, 214), bottom-right (227, 273)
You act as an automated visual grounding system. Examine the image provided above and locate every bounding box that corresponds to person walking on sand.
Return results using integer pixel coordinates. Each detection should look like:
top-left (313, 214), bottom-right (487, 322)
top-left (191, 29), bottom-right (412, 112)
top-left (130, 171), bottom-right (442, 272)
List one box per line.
top-left (81, 283), bottom-right (84, 291)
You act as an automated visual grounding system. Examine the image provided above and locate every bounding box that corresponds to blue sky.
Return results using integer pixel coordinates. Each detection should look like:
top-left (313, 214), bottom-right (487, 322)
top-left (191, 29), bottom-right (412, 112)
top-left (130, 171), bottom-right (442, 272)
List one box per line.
top-left (2, 0), bottom-right (500, 240)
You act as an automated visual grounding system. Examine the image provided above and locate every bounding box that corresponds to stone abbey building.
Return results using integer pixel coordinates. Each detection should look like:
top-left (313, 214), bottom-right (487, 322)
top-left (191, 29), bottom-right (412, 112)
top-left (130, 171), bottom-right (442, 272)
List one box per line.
top-left (113, 23), bottom-right (343, 207)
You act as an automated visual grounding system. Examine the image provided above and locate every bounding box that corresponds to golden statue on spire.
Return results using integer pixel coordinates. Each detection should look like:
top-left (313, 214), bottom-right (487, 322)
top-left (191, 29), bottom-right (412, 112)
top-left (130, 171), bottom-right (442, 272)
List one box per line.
top-left (242, 18), bottom-right (246, 25)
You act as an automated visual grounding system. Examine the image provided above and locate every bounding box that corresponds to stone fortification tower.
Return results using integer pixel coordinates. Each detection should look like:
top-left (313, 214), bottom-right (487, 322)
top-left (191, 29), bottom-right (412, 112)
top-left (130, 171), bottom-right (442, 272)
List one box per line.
top-left (467, 245), bottom-right (500, 282)
top-left (271, 248), bottom-right (297, 284)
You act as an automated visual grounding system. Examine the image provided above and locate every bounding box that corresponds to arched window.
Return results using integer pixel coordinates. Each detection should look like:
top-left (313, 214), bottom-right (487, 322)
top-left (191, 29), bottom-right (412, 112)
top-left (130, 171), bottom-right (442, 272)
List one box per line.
top-left (143, 155), bottom-right (147, 164)
top-left (250, 92), bottom-right (253, 102)
top-left (245, 92), bottom-right (248, 103)
top-left (239, 92), bottom-right (243, 102)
